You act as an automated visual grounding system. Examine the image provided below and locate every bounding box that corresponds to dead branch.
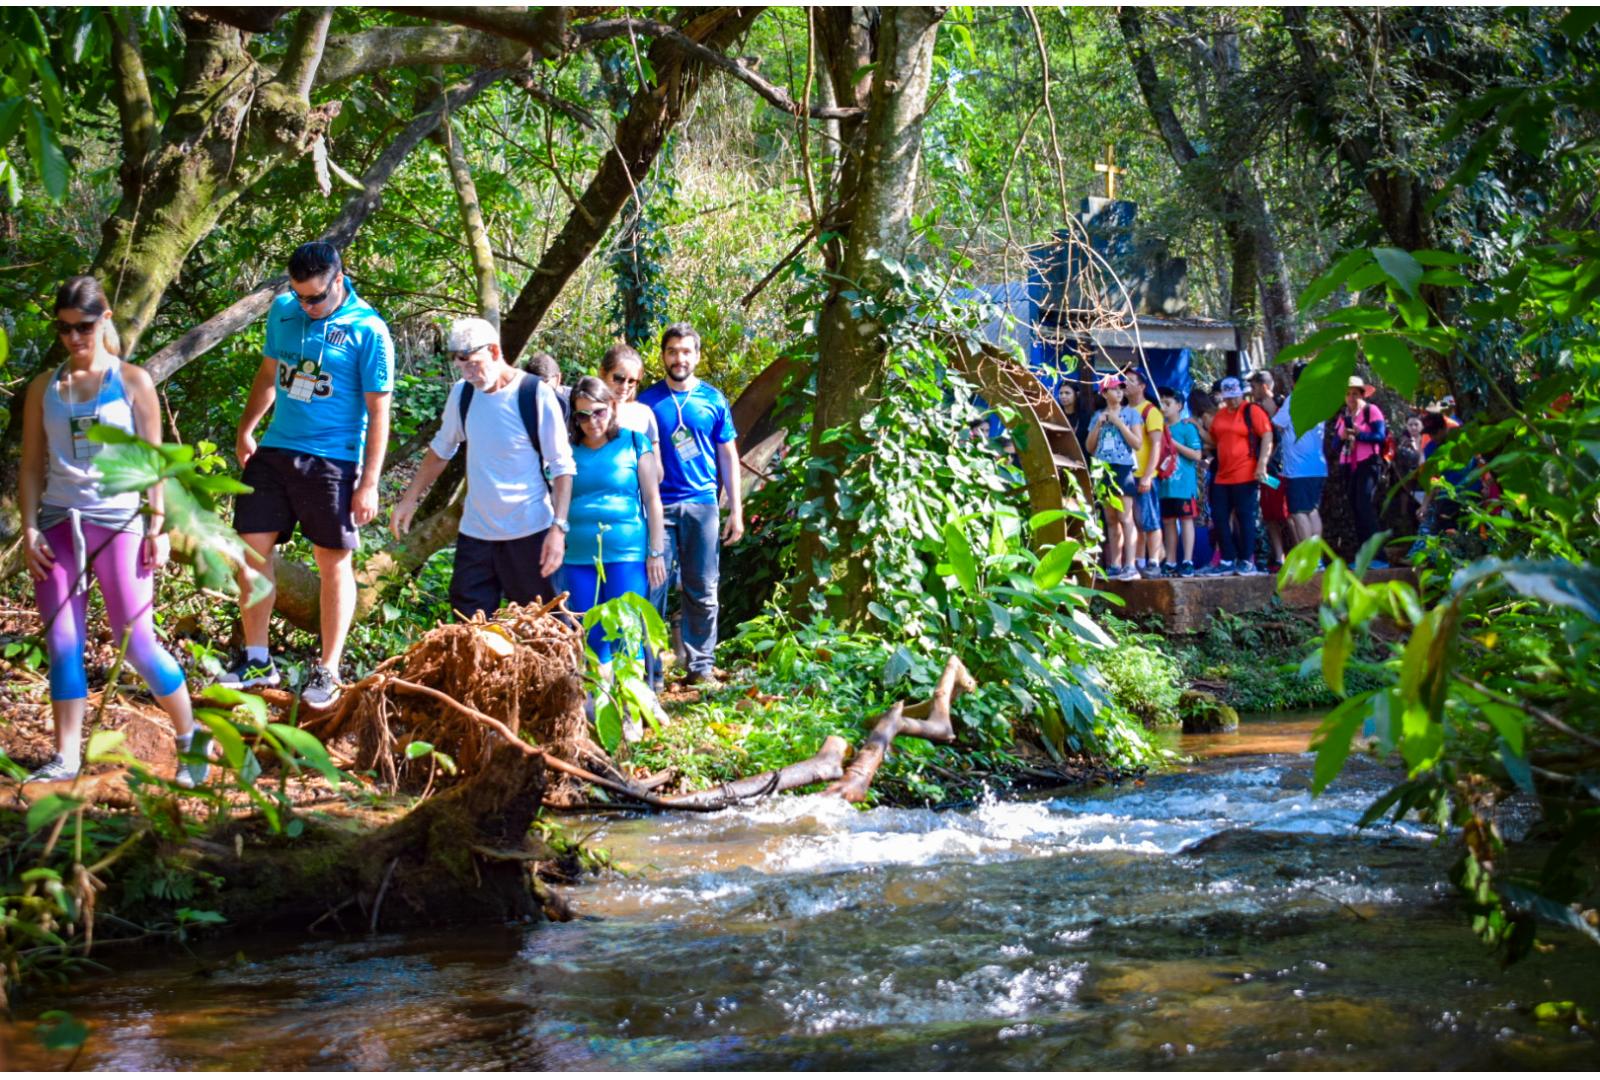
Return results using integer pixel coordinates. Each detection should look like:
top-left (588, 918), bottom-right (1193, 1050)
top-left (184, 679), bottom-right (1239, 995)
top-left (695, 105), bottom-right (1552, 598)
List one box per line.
top-left (660, 736), bottom-right (852, 810)
top-left (826, 656), bottom-right (975, 803)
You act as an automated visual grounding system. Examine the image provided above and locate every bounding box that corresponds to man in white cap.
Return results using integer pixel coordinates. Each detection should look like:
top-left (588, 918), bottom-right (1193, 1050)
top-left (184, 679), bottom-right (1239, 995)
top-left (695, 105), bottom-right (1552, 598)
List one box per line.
top-left (392, 317), bottom-right (575, 616)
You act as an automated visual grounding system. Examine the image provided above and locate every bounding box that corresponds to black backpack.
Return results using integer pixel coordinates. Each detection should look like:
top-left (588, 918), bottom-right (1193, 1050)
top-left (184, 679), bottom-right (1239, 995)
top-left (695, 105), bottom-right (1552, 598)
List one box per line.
top-left (457, 375), bottom-right (550, 472)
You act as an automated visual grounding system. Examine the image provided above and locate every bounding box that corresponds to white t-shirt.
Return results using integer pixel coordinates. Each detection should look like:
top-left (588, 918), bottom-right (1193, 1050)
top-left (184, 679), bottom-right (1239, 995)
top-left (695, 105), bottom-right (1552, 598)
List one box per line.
top-left (430, 372), bottom-right (576, 542)
top-left (618, 399), bottom-right (659, 446)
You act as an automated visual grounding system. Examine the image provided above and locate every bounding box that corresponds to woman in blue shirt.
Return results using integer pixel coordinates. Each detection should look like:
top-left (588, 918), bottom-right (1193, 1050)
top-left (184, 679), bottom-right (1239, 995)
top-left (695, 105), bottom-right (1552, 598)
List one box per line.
top-left (564, 377), bottom-right (668, 670)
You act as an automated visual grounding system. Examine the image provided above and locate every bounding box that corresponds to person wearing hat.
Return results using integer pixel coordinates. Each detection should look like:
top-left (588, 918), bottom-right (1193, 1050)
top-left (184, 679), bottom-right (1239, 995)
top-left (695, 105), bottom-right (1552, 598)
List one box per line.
top-left (392, 316), bottom-right (575, 620)
top-left (224, 241), bottom-right (394, 708)
top-left (1199, 376), bottom-right (1273, 576)
top-left (1085, 373), bottom-right (1144, 580)
top-left (1333, 375), bottom-right (1389, 567)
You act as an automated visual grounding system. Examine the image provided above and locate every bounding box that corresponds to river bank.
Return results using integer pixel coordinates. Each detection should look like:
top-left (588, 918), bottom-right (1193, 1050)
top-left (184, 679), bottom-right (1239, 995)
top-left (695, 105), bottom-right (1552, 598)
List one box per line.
top-left (5, 714), bottom-right (1597, 1070)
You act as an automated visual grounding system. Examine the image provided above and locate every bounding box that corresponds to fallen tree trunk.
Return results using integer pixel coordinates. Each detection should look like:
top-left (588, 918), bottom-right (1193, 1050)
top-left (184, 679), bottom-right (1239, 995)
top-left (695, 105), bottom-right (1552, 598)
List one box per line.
top-left (659, 736), bottom-right (851, 810)
top-left (825, 655), bottom-right (975, 802)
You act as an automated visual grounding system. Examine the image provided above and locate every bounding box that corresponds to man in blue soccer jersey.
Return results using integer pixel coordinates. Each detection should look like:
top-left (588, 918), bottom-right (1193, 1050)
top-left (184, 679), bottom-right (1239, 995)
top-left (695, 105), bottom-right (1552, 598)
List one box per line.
top-left (638, 323), bottom-right (743, 689)
top-left (222, 242), bottom-right (394, 708)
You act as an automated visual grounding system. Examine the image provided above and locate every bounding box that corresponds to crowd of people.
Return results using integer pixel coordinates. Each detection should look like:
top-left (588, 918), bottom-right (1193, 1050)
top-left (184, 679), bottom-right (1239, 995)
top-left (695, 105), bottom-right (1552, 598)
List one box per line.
top-left (19, 245), bottom-right (743, 783)
top-left (17, 244), bottom-right (1479, 787)
top-left (1071, 360), bottom-right (1465, 579)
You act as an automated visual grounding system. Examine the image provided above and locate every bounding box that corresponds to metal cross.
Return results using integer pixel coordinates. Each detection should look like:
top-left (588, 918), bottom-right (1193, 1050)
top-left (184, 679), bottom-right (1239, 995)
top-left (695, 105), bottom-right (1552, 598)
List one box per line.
top-left (1094, 143), bottom-right (1127, 200)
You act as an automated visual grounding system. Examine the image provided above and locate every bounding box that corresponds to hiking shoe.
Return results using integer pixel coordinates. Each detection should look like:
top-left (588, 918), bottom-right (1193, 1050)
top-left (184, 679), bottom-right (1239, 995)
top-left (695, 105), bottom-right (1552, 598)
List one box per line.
top-left (1159, 561), bottom-right (1179, 578)
top-left (1179, 560), bottom-right (1196, 578)
top-left (1199, 560), bottom-right (1234, 577)
top-left (1235, 561), bottom-right (1265, 576)
top-left (217, 652), bottom-right (280, 690)
top-left (301, 664), bottom-right (342, 709)
top-left (1115, 564), bottom-right (1140, 582)
top-left (1139, 563), bottom-right (1164, 579)
top-left (26, 756), bottom-right (79, 783)
top-left (175, 730), bottom-right (212, 790)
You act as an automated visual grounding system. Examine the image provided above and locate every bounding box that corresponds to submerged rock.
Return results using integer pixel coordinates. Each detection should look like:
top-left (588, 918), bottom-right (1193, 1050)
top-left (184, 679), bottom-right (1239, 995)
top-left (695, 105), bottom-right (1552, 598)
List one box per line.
top-left (1180, 689), bottom-right (1239, 734)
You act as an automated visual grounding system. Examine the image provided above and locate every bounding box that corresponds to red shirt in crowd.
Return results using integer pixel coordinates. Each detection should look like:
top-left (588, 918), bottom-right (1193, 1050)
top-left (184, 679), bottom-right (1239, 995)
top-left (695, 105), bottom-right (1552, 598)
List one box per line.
top-left (1211, 400), bottom-right (1272, 485)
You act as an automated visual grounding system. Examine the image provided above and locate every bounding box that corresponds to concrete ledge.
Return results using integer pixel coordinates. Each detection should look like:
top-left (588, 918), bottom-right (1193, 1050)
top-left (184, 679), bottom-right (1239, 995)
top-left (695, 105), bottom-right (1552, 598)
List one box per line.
top-left (1098, 567), bottom-right (1417, 633)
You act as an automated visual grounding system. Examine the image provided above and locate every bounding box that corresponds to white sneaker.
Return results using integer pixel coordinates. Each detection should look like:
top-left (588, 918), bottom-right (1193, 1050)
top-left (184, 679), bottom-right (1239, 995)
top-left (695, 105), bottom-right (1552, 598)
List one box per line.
top-left (26, 756), bottom-right (80, 783)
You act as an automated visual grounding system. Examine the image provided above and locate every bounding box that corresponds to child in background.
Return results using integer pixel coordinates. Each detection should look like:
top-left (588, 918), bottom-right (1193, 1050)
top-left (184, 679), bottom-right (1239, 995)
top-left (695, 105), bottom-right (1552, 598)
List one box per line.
top-left (1157, 386), bottom-right (1205, 577)
top-left (1085, 375), bottom-right (1144, 581)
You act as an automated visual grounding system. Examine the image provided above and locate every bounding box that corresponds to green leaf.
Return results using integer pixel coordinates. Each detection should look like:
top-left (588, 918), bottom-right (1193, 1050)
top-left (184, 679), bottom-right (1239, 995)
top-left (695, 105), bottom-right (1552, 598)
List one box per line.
top-left (25, 792), bottom-right (84, 834)
top-left (1419, 268), bottom-right (1473, 288)
top-left (267, 723), bottom-right (340, 784)
top-left (22, 102), bottom-right (67, 201)
top-left (1310, 691), bottom-right (1373, 794)
top-left (1497, 737), bottom-right (1535, 794)
top-left (944, 521), bottom-right (978, 596)
top-left (35, 1010), bottom-right (89, 1053)
top-left (1558, 6), bottom-right (1600, 40)
top-left (1322, 621), bottom-right (1351, 697)
top-left (1032, 538), bottom-right (1079, 589)
top-left (1411, 249), bottom-right (1472, 267)
top-left (197, 711), bottom-right (247, 770)
top-left (1362, 335), bottom-right (1419, 399)
top-left (1290, 339), bottom-right (1358, 435)
top-left (1371, 247), bottom-right (1424, 299)
top-left (405, 740), bottom-right (435, 760)
top-left (1299, 249), bottom-right (1370, 311)
top-left (199, 683), bottom-right (269, 727)
top-left (1324, 305), bottom-right (1396, 329)
top-left (882, 645), bottom-right (914, 687)
top-left (1027, 509), bottom-right (1066, 532)
top-left (175, 907), bottom-right (227, 925)
top-left (90, 437), bottom-right (164, 494)
top-left (0, 97), bottom-right (25, 146)
top-left (594, 697), bottom-right (623, 754)
top-left (85, 729), bottom-right (126, 762)
top-left (985, 599), bottom-right (1012, 634)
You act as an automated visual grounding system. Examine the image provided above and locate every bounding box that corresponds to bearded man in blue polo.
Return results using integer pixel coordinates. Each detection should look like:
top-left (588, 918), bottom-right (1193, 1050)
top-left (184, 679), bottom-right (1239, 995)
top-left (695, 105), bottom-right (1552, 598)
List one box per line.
top-left (221, 242), bottom-right (394, 708)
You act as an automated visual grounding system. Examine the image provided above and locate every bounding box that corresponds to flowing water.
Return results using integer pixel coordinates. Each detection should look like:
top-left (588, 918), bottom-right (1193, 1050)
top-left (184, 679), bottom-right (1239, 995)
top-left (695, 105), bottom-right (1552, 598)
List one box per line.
top-left (5, 715), bottom-right (1598, 1070)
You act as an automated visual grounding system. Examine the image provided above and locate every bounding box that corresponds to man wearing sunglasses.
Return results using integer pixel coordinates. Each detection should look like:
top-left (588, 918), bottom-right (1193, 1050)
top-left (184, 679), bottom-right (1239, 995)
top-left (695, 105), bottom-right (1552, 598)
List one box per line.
top-left (391, 317), bottom-right (575, 621)
top-left (222, 242), bottom-right (394, 708)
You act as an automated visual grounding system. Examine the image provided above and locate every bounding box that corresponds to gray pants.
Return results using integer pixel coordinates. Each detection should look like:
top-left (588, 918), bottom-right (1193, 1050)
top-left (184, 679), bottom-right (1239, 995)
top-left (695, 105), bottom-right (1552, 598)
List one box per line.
top-left (649, 501), bottom-right (721, 677)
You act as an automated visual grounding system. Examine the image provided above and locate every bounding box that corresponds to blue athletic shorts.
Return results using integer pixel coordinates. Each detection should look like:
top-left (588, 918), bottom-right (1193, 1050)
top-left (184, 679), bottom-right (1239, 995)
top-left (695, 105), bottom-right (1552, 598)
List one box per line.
top-left (1286, 476), bottom-right (1326, 515)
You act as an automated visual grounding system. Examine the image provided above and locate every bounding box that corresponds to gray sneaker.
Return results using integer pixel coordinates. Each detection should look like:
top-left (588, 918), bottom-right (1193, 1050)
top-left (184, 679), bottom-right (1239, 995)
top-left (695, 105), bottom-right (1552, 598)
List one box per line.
top-left (301, 664), bottom-right (342, 709)
top-left (26, 756), bottom-right (79, 783)
top-left (1235, 561), bottom-right (1265, 577)
top-left (175, 730), bottom-right (212, 790)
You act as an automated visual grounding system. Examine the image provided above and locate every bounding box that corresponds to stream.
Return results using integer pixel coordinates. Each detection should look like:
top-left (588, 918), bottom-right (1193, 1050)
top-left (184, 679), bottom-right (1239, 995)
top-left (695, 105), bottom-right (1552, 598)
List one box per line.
top-left (4, 715), bottom-right (1597, 1070)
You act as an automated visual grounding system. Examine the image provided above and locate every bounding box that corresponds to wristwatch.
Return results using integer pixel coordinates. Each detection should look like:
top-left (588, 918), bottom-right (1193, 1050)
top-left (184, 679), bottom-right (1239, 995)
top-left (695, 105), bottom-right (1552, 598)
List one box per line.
top-left (553, 518), bottom-right (570, 534)
top-left (648, 547), bottom-right (665, 559)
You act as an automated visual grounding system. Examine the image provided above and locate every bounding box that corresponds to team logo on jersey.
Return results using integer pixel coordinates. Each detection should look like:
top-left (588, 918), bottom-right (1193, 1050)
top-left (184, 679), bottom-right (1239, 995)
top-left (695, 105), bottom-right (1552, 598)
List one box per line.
top-left (326, 326), bottom-right (349, 347)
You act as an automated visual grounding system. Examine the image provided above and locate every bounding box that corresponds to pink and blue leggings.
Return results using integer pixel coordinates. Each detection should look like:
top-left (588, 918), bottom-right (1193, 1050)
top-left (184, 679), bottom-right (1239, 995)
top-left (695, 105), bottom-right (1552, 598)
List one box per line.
top-left (35, 521), bottom-right (186, 702)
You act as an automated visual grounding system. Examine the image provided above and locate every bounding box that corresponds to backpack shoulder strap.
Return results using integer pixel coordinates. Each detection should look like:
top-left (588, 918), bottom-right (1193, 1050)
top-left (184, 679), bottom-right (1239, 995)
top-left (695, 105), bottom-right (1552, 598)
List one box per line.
top-left (457, 381), bottom-right (474, 432)
top-left (516, 373), bottom-right (544, 471)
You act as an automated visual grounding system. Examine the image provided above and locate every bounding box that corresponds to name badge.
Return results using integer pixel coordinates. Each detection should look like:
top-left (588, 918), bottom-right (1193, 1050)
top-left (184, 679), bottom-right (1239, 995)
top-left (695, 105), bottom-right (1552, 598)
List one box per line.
top-left (70, 414), bottom-right (99, 461)
top-left (288, 358), bottom-right (321, 402)
top-left (671, 423), bottom-right (702, 463)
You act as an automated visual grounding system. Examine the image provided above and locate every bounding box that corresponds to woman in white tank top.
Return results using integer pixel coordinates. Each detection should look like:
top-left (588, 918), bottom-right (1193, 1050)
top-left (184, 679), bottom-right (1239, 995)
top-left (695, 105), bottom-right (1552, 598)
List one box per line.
top-left (18, 275), bottom-right (208, 787)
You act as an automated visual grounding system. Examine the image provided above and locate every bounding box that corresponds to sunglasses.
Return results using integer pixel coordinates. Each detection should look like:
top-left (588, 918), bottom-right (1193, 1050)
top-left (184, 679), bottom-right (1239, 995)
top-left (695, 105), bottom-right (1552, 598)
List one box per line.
top-left (293, 282), bottom-right (335, 308)
top-left (452, 349), bottom-right (489, 364)
top-left (608, 372), bottom-right (640, 387)
top-left (55, 316), bottom-right (101, 338)
top-left (574, 407), bottom-right (611, 422)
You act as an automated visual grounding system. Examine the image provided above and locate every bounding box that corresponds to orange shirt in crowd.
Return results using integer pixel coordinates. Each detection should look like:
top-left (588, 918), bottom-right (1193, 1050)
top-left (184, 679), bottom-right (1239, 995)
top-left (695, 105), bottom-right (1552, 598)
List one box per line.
top-left (1210, 400), bottom-right (1272, 485)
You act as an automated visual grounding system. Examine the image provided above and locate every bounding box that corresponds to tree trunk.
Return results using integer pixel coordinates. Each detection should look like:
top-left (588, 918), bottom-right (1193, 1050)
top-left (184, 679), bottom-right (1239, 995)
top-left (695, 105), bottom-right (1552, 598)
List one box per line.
top-left (794, 6), bottom-right (942, 622)
top-left (429, 66), bottom-right (500, 326)
top-left (497, 7), bottom-right (759, 362)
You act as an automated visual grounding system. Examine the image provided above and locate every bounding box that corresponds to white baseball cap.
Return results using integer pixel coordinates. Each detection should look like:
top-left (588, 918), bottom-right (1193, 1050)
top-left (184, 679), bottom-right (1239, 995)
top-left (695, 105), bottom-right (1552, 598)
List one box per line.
top-left (447, 317), bottom-right (499, 355)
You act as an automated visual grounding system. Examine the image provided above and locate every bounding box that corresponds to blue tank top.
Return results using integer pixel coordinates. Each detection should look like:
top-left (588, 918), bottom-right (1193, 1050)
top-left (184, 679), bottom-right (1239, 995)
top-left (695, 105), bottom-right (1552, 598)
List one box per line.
top-left (565, 428), bottom-right (653, 566)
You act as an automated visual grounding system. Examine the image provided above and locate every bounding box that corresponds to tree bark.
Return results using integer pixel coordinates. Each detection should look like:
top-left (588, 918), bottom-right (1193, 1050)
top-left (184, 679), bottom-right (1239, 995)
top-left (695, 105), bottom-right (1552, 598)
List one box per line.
top-left (1118, 8), bottom-right (1295, 360)
top-left (794, 6), bottom-right (943, 622)
top-left (824, 655), bottom-right (975, 802)
top-left (428, 68), bottom-right (501, 327)
top-left (498, 7), bottom-right (759, 362)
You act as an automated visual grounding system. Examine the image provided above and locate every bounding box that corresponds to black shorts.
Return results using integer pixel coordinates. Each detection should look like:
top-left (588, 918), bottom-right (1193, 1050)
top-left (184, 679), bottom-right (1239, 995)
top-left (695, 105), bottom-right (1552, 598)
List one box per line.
top-left (449, 531), bottom-right (559, 620)
top-left (1159, 497), bottom-right (1197, 520)
top-left (233, 447), bottom-right (359, 550)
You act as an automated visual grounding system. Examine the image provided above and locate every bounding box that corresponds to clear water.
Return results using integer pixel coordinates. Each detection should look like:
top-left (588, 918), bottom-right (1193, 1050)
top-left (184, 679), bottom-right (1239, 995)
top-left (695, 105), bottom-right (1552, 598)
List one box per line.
top-left (5, 718), bottom-right (1597, 1070)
